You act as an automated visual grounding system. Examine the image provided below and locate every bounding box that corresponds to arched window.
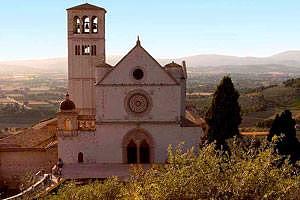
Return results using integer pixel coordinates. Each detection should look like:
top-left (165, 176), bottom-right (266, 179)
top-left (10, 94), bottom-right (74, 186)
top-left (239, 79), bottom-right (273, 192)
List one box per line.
top-left (73, 16), bottom-right (81, 34)
top-left (82, 16), bottom-right (90, 33)
top-left (78, 152), bottom-right (83, 163)
top-left (64, 119), bottom-right (72, 131)
top-left (127, 140), bottom-right (137, 164)
top-left (140, 140), bottom-right (150, 163)
top-left (91, 16), bottom-right (98, 33)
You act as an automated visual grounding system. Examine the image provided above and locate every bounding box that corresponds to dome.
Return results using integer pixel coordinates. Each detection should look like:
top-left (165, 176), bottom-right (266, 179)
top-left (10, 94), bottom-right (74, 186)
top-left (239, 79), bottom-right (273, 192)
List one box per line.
top-left (60, 93), bottom-right (76, 111)
top-left (164, 61), bottom-right (185, 80)
top-left (164, 61), bottom-right (182, 68)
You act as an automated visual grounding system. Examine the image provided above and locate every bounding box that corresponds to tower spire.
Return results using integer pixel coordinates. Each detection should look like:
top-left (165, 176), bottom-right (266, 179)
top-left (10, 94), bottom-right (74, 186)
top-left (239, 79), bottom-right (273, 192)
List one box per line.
top-left (136, 35), bottom-right (141, 46)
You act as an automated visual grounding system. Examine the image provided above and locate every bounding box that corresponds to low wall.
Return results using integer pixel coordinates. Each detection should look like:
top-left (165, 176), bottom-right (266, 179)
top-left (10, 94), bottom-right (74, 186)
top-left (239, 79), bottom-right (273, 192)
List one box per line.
top-left (0, 147), bottom-right (57, 189)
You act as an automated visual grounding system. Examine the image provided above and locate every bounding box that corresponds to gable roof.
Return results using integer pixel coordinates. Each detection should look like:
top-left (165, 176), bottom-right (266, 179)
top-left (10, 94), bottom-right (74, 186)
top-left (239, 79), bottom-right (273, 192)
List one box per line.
top-left (67, 3), bottom-right (106, 12)
top-left (97, 40), bottom-right (179, 85)
top-left (0, 118), bottom-right (57, 149)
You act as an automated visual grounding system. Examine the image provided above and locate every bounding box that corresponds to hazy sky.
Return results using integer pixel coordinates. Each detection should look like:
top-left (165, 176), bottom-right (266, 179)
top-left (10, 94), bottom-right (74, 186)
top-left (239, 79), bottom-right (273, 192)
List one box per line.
top-left (0, 0), bottom-right (299, 61)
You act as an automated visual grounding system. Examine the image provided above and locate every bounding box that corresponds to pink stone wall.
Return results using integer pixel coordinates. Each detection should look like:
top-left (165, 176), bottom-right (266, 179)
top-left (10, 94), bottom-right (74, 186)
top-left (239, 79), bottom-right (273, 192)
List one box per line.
top-left (0, 147), bottom-right (57, 189)
top-left (58, 123), bottom-right (202, 164)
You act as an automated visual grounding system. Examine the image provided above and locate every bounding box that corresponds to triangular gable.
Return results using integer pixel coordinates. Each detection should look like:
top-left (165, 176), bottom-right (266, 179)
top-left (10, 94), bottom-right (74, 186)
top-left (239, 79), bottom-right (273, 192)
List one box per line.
top-left (97, 41), bottom-right (179, 85)
top-left (67, 3), bottom-right (106, 12)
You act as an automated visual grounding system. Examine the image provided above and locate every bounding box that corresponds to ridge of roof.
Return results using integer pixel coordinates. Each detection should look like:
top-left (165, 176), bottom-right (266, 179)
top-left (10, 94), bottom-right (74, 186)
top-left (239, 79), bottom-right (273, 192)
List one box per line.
top-left (67, 3), bottom-right (106, 12)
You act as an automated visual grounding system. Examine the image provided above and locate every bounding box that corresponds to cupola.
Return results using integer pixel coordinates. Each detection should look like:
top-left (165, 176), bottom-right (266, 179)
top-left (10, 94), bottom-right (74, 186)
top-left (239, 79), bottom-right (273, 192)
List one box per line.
top-left (60, 93), bottom-right (76, 111)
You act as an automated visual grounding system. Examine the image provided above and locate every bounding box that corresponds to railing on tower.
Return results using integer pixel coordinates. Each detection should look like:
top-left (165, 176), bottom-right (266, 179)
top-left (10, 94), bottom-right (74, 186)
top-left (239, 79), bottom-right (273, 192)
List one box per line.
top-left (78, 119), bottom-right (96, 131)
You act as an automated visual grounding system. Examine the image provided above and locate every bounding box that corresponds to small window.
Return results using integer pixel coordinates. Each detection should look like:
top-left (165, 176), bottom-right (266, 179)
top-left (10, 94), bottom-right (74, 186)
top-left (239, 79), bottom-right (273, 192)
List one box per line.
top-left (64, 119), bottom-right (72, 131)
top-left (78, 152), bottom-right (83, 163)
top-left (133, 68), bottom-right (144, 80)
top-left (82, 45), bottom-right (90, 55)
top-left (92, 16), bottom-right (98, 33)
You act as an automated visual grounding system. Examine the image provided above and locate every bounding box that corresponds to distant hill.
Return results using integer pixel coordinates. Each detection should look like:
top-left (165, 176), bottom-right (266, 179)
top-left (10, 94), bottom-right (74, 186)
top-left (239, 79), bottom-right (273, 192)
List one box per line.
top-left (0, 58), bottom-right (67, 74)
top-left (188, 64), bottom-right (300, 75)
top-left (0, 51), bottom-right (300, 75)
top-left (0, 64), bottom-right (46, 74)
top-left (164, 50), bottom-right (300, 68)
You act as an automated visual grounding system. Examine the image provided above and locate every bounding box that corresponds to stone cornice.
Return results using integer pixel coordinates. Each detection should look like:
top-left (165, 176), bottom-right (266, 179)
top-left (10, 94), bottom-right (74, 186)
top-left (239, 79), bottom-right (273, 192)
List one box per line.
top-left (96, 120), bottom-right (179, 125)
top-left (69, 78), bottom-right (96, 80)
top-left (97, 83), bottom-right (180, 87)
top-left (0, 147), bottom-right (50, 152)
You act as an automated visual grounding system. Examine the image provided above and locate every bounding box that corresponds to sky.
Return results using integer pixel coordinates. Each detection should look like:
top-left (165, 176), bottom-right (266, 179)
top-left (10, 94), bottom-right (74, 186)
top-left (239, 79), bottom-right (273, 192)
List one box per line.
top-left (0, 0), bottom-right (300, 61)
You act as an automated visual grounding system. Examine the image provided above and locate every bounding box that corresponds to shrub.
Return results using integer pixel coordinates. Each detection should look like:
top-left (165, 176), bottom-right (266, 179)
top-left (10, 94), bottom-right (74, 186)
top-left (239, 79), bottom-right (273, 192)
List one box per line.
top-left (47, 142), bottom-right (300, 200)
top-left (47, 177), bottom-right (123, 200)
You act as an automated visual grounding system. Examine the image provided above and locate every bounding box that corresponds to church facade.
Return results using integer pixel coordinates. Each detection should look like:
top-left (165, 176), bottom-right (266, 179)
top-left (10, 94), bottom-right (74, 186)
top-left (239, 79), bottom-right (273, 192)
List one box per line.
top-left (0, 3), bottom-right (204, 189)
top-left (57, 3), bottom-right (203, 167)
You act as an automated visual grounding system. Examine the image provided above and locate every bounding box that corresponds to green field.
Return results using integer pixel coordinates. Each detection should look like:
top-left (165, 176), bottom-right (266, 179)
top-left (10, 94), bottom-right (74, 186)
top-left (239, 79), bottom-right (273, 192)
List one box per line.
top-left (188, 79), bottom-right (300, 129)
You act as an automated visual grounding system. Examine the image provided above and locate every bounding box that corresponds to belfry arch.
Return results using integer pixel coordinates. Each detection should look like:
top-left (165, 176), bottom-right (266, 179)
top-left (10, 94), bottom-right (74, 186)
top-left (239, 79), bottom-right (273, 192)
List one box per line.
top-left (82, 16), bottom-right (90, 33)
top-left (91, 16), bottom-right (98, 33)
top-left (122, 128), bottom-right (154, 164)
top-left (73, 16), bottom-right (81, 34)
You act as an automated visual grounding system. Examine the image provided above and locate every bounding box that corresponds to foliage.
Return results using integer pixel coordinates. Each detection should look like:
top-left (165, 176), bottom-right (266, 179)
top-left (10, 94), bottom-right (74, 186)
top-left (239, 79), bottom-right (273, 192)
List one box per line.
top-left (47, 141), bottom-right (300, 200)
top-left (267, 110), bottom-right (300, 163)
top-left (283, 78), bottom-right (300, 88)
top-left (204, 76), bottom-right (242, 148)
top-left (262, 86), bottom-right (298, 107)
top-left (256, 118), bottom-right (274, 128)
top-left (239, 93), bottom-right (267, 115)
top-left (19, 171), bottom-right (37, 192)
top-left (47, 177), bottom-right (123, 200)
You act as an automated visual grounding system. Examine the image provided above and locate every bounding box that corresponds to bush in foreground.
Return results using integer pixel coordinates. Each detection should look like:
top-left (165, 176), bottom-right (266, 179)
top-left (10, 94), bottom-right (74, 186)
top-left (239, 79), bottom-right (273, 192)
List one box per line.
top-left (47, 142), bottom-right (300, 200)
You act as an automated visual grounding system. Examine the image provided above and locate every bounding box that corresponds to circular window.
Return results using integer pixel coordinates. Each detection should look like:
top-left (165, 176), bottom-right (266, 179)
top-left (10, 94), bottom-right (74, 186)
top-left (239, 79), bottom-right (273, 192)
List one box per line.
top-left (132, 68), bottom-right (144, 80)
top-left (128, 93), bottom-right (149, 114)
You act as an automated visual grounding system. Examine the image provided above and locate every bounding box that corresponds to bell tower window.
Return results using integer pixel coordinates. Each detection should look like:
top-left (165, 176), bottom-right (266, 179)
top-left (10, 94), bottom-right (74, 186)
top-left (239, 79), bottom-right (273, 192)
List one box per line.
top-left (82, 45), bottom-right (91, 55)
top-left (75, 45), bottom-right (80, 55)
top-left (92, 16), bottom-right (98, 33)
top-left (73, 16), bottom-right (81, 34)
top-left (82, 16), bottom-right (90, 33)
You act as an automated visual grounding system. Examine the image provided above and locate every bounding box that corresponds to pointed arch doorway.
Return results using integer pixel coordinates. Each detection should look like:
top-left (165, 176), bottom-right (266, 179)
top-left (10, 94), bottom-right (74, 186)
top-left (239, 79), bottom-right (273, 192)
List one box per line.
top-left (140, 140), bottom-right (150, 163)
top-left (123, 129), bottom-right (154, 164)
top-left (127, 140), bottom-right (137, 164)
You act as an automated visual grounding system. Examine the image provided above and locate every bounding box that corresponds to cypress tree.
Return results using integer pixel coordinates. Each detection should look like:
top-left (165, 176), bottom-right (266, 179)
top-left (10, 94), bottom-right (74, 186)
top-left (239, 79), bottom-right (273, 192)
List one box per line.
top-left (268, 110), bottom-right (299, 162)
top-left (205, 76), bottom-right (241, 148)
top-left (267, 114), bottom-right (281, 141)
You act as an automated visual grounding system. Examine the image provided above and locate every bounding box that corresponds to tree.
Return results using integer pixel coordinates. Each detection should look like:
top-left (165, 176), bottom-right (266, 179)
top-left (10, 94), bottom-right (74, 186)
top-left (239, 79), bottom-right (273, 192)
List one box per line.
top-left (268, 110), bottom-right (299, 162)
top-left (204, 76), bottom-right (241, 149)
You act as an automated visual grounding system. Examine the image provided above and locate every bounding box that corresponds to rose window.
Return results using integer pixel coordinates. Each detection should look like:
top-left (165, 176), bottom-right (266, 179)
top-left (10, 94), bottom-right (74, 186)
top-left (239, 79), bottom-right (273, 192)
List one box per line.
top-left (128, 93), bottom-right (149, 114)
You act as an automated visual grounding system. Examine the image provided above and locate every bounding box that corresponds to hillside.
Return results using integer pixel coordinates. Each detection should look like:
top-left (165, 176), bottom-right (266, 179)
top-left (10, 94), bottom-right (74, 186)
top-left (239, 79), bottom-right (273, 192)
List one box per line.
top-left (188, 78), bottom-right (300, 128)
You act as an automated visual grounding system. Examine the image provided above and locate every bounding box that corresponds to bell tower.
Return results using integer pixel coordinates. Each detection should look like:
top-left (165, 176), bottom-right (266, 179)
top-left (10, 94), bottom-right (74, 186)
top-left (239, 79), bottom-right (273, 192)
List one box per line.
top-left (67, 3), bottom-right (106, 116)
